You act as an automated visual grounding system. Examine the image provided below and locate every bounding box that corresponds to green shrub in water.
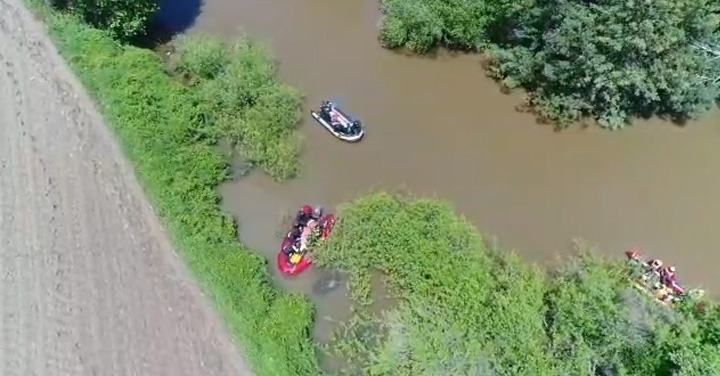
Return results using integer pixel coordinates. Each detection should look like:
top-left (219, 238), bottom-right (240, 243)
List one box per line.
top-left (23, 2), bottom-right (320, 375)
top-left (172, 34), bottom-right (304, 181)
top-left (48, 0), bottom-right (158, 41)
top-left (316, 192), bottom-right (720, 376)
top-left (378, 0), bottom-right (504, 53)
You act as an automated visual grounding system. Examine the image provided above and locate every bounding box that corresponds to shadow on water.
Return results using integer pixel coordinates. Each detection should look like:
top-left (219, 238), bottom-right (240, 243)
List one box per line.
top-left (155, 0), bottom-right (204, 34)
top-left (134, 0), bottom-right (204, 48)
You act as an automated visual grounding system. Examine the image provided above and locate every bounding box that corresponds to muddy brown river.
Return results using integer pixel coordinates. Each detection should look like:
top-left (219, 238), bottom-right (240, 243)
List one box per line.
top-left (177, 0), bottom-right (720, 351)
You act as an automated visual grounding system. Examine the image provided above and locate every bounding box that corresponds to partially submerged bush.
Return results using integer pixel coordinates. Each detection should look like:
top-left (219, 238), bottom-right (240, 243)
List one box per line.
top-left (173, 35), bottom-right (304, 180)
top-left (317, 192), bottom-right (720, 375)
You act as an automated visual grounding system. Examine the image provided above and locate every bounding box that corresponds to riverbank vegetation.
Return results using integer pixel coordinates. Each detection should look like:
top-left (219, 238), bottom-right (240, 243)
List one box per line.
top-left (25, 1), bottom-right (317, 375)
top-left (171, 35), bottom-right (304, 179)
top-left (48, 0), bottom-right (158, 40)
top-left (379, 0), bottom-right (720, 129)
top-left (316, 192), bottom-right (720, 375)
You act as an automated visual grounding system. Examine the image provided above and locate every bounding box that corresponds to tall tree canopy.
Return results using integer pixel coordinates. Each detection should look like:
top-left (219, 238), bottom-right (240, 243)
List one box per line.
top-left (380, 0), bottom-right (720, 128)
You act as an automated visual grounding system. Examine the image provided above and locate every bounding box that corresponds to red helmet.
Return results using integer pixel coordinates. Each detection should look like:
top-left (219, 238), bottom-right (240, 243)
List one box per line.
top-left (302, 205), bottom-right (313, 215)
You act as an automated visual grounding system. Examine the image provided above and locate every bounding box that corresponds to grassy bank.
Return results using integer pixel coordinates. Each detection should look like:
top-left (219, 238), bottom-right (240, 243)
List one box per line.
top-left (23, 2), bottom-right (320, 375)
top-left (316, 192), bottom-right (720, 375)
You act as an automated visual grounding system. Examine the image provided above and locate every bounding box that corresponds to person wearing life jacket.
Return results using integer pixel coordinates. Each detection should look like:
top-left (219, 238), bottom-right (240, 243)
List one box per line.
top-left (294, 205), bottom-right (313, 229)
top-left (287, 226), bottom-right (302, 242)
top-left (288, 251), bottom-right (303, 265)
top-left (311, 206), bottom-right (323, 220)
top-left (659, 286), bottom-right (676, 304)
top-left (648, 259), bottom-right (663, 275)
top-left (299, 206), bottom-right (324, 251)
top-left (661, 266), bottom-right (677, 286)
top-left (330, 112), bottom-right (343, 132)
top-left (350, 119), bottom-right (361, 134)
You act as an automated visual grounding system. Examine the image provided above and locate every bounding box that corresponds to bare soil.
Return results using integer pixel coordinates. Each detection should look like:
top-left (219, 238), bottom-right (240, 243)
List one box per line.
top-left (0, 0), bottom-right (253, 374)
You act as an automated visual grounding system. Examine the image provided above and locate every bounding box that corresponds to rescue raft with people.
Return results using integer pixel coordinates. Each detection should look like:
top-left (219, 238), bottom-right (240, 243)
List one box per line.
top-left (625, 249), bottom-right (704, 306)
top-left (310, 100), bottom-right (365, 142)
top-left (277, 205), bottom-right (336, 276)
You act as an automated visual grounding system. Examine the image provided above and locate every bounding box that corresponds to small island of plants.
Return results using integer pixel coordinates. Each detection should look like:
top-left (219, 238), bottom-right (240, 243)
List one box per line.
top-left (316, 192), bottom-right (720, 375)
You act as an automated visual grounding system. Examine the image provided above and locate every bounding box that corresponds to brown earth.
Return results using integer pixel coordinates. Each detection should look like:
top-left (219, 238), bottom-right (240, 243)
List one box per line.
top-left (0, 0), bottom-right (253, 375)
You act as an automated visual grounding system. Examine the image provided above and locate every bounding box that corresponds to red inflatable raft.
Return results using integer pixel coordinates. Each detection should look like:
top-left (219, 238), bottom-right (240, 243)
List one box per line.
top-left (277, 208), bottom-right (336, 276)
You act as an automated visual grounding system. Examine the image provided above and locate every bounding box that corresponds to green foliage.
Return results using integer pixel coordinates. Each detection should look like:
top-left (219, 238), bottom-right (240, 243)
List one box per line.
top-left (379, 0), bottom-right (720, 128)
top-left (50, 0), bottom-right (158, 40)
top-left (378, 0), bottom-right (506, 52)
top-left (317, 192), bottom-right (720, 376)
top-left (489, 0), bottom-right (720, 128)
top-left (173, 34), bottom-right (304, 180)
top-left (24, 3), bottom-right (320, 375)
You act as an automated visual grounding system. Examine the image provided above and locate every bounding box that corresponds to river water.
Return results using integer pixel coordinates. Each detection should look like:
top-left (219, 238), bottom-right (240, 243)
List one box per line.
top-left (183, 0), bottom-right (720, 349)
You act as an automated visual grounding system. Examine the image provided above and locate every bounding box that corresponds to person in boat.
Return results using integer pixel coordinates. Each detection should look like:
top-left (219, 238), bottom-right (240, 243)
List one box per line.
top-left (330, 112), bottom-right (342, 128)
top-left (287, 226), bottom-right (302, 242)
top-left (647, 259), bottom-right (663, 275)
top-left (658, 286), bottom-right (675, 304)
top-left (288, 251), bottom-right (303, 265)
top-left (311, 206), bottom-right (323, 221)
top-left (320, 101), bottom-right (346, 131)
top-left (321, 101), bottom-right (334, 114)
top-left (282, 235), bottom-right (298, 254)
top-left (348, 120), bottom-right (361, 134)
top-left (661, 266), bottom-right (678, 287)
top-left (294, 205), bottom-right (313, 229)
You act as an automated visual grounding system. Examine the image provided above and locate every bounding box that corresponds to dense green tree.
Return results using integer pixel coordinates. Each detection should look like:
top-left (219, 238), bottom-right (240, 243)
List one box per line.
top-left (489, 0), bottom-right (720, 128)
top-left (52, 0), bottom-right (158, 40)
top-left (380, 0), bottom-right (720, 128)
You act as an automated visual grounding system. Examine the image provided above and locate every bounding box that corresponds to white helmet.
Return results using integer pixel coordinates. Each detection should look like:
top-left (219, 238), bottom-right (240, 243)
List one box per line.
top-left (312, 206), bottom-right (324, 219)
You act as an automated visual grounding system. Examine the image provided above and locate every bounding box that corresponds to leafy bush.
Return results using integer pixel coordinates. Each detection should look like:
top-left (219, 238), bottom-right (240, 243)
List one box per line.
top-left (316, 192), bottom-right (720, 375)
top-left (173, 34), bottom-right (304, 180)
top-left (25, 3), bottom-right (320, 375)
top-left (378, 0), bottom-right (720, 128)
top-left (49, 0), bottom-right (158, 40)
top-left (379, 0), bottom-right (506, 52)
top-left (489, 0), bottom-right (720, 129)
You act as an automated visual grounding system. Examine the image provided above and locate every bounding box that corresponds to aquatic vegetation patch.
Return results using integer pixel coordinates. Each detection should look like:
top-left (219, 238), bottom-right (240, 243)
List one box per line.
top-left (170, 34), bottom-right (304, 181)
top-left (316, 192), bottom-right (720, 375)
